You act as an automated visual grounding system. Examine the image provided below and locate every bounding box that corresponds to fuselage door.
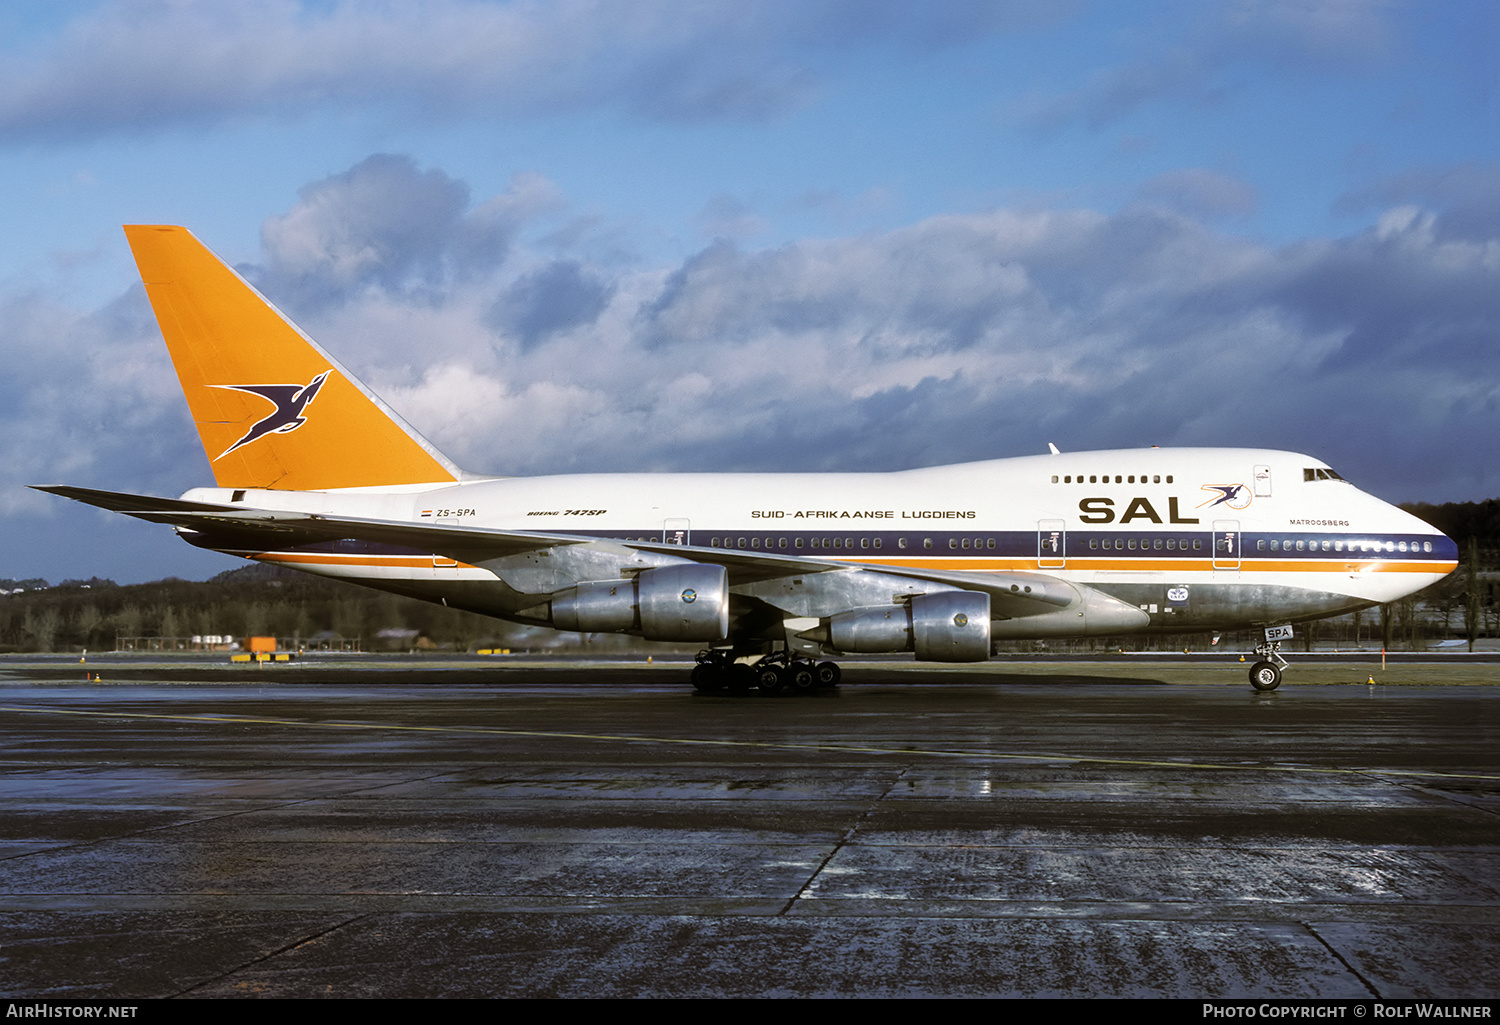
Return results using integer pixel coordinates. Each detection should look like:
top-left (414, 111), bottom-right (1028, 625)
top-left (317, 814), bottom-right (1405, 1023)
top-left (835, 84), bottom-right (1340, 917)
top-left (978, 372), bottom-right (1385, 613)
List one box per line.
top-left (1253, 465), bottom-right (1272, 497)
top-left (663, 518), bottom-right (691, 546)
top-left (1213, 520), bottom-right (1241, 571)
top-left (1038, 519), bottom-right (1066, 569)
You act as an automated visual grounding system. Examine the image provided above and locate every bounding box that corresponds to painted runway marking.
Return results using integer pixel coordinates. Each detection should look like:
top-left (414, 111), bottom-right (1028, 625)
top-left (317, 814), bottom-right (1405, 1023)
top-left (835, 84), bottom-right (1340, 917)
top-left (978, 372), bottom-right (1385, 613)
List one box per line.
top-left (2, 703), bottom-right (1497, 782)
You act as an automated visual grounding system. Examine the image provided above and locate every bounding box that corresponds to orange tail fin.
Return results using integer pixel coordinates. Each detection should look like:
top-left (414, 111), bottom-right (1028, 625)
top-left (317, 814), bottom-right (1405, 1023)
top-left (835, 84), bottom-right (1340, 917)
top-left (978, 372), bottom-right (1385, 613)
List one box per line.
top-left (125, 225), bottom-right (461, 491)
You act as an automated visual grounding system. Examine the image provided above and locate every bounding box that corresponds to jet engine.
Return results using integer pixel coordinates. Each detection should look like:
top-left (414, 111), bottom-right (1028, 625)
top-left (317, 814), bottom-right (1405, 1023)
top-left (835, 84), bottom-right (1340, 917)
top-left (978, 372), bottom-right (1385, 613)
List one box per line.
top-left (551, 563), bottom-right (729, 642)
top-left (826, 590), bottom-right (991, 662)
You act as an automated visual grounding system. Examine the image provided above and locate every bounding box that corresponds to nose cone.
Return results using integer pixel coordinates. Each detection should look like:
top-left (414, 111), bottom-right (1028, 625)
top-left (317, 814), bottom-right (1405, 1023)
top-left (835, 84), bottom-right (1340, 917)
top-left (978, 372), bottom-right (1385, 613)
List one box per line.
top-left (1396, 502), bottom-right (1460, 566)
top-left (1388, 501), bottom-right (1460, 599)
top-left (1431, 528), bottom-right (1460, 567)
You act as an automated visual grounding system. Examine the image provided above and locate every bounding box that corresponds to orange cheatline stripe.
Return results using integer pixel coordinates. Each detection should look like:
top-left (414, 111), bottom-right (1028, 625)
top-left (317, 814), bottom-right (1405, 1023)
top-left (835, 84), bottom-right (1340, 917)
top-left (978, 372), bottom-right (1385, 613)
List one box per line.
top-left (254, 552), bottom-right (478, 570)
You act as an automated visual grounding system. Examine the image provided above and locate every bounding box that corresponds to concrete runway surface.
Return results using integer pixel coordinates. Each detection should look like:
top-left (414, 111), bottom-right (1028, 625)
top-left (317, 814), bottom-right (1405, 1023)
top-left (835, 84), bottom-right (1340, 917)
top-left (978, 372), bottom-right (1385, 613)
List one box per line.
top-left (1, 656), bottom-right (1497, 998)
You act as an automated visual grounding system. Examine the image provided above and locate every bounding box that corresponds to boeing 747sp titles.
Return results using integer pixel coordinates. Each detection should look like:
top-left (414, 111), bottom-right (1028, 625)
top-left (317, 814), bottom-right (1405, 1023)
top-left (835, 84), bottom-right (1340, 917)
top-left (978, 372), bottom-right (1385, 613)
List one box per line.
top-left (38, 226), bottom-right (1458, 691)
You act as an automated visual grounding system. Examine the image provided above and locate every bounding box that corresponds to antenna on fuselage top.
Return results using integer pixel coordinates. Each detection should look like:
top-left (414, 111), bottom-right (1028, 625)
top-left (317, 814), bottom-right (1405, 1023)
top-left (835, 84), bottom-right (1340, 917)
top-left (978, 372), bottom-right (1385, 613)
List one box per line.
top-left (1047, 443), bottom-right (1061, 455)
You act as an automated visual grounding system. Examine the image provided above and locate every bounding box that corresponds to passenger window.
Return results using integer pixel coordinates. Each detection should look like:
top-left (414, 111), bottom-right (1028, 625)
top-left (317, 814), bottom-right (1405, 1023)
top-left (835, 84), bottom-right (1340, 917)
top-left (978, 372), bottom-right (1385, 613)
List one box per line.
top-left (898, 538), bottom-right (907, 549)
top-left (924, 538), bottom-right (932, 550)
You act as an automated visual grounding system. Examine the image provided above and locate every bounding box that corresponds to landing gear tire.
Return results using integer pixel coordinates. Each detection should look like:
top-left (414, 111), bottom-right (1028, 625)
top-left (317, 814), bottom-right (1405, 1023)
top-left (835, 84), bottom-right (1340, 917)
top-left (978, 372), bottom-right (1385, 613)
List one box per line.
top-left (755, 666), bottom-right (785, 694)
top-left (727, 663), bottom-right (756, 694)
top-left (1249, 661), bottom-right (1282, 692)
top-left (786, 662), bottom-right (817, 693)
top-left (814, 661), bottom-right (841, 689)
top-left (691, 663), bottom-right (722, 693)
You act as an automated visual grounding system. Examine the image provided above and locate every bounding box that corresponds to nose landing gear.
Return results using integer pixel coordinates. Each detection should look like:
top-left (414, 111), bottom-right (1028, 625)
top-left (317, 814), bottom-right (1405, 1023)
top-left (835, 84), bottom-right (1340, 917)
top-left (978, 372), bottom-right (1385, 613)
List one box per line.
top-left (1248, 626), bottom-right (1293, 691)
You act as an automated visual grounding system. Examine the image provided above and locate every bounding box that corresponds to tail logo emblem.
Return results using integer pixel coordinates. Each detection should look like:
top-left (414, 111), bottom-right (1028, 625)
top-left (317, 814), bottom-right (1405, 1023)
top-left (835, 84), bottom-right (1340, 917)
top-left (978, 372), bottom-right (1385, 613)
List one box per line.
top-left (211, 370), bottom-right (333, 460)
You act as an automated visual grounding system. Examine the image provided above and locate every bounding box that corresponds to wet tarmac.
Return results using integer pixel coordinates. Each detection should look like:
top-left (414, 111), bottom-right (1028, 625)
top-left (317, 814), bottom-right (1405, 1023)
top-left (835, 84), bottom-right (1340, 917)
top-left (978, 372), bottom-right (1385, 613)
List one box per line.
top-left (1, 657), bottom-right (1497, 998)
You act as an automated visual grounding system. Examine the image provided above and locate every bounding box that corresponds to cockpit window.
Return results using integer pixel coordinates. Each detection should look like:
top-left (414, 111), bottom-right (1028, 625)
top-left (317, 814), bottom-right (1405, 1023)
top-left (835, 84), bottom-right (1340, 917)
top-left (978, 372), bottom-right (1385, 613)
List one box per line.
top-left (1303, 468), bottom-right (1347, 482)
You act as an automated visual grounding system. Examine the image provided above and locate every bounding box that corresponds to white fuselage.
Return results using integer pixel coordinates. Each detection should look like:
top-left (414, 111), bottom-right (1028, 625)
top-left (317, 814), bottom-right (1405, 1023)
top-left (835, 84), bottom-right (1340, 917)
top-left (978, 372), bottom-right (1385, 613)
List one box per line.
top-left (180, 447), bottom-right (1455, 637)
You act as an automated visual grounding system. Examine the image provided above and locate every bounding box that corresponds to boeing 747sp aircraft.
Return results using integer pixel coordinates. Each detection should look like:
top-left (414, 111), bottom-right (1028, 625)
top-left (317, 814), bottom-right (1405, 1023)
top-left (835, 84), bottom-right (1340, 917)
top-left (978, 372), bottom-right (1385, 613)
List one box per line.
top-left (39, 226), bottom-right (1458, 691)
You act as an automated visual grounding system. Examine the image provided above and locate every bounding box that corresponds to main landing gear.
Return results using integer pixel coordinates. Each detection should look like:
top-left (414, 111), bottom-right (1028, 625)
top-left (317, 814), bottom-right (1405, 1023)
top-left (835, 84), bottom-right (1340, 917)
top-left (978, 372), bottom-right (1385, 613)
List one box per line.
top-left (690, 649), bottom-right (841, 696)
top-left (1248, 628), bottom-right (1292, 691)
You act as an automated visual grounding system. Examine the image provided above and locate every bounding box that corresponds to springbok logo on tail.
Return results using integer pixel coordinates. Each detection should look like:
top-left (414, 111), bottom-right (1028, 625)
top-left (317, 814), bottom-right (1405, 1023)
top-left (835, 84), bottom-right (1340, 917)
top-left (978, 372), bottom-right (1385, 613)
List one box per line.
top-left (212, 370), bottom-right (333, 460)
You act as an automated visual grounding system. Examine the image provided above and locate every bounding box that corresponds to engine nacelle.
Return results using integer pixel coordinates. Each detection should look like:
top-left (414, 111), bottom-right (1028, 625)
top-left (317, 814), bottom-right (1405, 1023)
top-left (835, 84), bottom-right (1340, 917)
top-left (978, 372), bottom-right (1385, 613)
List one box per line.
top-left (827, 590), bottom-right (990, 662)
top-left (638, 564), bottom-right (729, 642)
top-left (551, 564), bottom-right (728, 642)
top-left (551, 579), bottom-right (637, 633)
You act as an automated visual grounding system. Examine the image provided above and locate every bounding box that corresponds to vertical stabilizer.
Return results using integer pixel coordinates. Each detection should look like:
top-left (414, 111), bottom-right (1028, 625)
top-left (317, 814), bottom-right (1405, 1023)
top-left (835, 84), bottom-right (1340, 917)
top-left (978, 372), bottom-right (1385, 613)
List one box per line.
top-left (125, 225), bottom-right (461, 491)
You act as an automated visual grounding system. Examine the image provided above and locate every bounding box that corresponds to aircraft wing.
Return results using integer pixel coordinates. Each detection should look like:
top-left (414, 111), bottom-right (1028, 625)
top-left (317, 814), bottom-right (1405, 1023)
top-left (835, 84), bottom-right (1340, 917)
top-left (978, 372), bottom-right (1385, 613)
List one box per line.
top-left (35, 485), bottom-right (1077, 619)
top-left (34, 485), bottom-right (608, 560)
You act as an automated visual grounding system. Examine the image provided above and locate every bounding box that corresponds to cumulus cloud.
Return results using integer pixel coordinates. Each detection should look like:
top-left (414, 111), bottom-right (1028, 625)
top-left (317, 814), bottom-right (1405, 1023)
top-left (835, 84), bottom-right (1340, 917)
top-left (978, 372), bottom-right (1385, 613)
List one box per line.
top-left (256, 155), bottom-right (559, 313)
top-left (0, 286), bottom-right (200, 515)
top-left (1338, 163), bottom-right (1500, 244)
top-left (1136, 168), bottom-right (1258, 220)
top-left (491, 260), bottom-right (615, 349)
top-left (0, 0), bottom-right (1067, 140)
top-left (1025, 0), bottom-right (1403, 129)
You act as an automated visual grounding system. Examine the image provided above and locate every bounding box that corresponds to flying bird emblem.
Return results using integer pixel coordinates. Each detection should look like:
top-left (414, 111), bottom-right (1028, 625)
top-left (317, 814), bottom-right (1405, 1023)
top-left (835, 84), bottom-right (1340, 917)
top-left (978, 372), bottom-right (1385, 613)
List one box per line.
top-left (1196, 483), bottom-right (1250, 509)
top-left (212, 370), bottom-right (333, 460)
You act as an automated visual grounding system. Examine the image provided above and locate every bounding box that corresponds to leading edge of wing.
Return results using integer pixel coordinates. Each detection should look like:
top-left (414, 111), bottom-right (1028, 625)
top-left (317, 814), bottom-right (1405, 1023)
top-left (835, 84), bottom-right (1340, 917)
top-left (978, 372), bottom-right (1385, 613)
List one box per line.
top-left (33, 484), bottom-right (589, 559)
top-left (32, 485), bottom-right (853, 576)
top-left (32, 485), bottom-right (1076, 613)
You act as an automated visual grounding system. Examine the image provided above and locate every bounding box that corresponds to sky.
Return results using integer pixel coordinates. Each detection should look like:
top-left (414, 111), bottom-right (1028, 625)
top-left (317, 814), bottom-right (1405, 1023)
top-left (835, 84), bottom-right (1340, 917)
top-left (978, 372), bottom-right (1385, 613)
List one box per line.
top-left (1, 0), bottom-right (1498, 584)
